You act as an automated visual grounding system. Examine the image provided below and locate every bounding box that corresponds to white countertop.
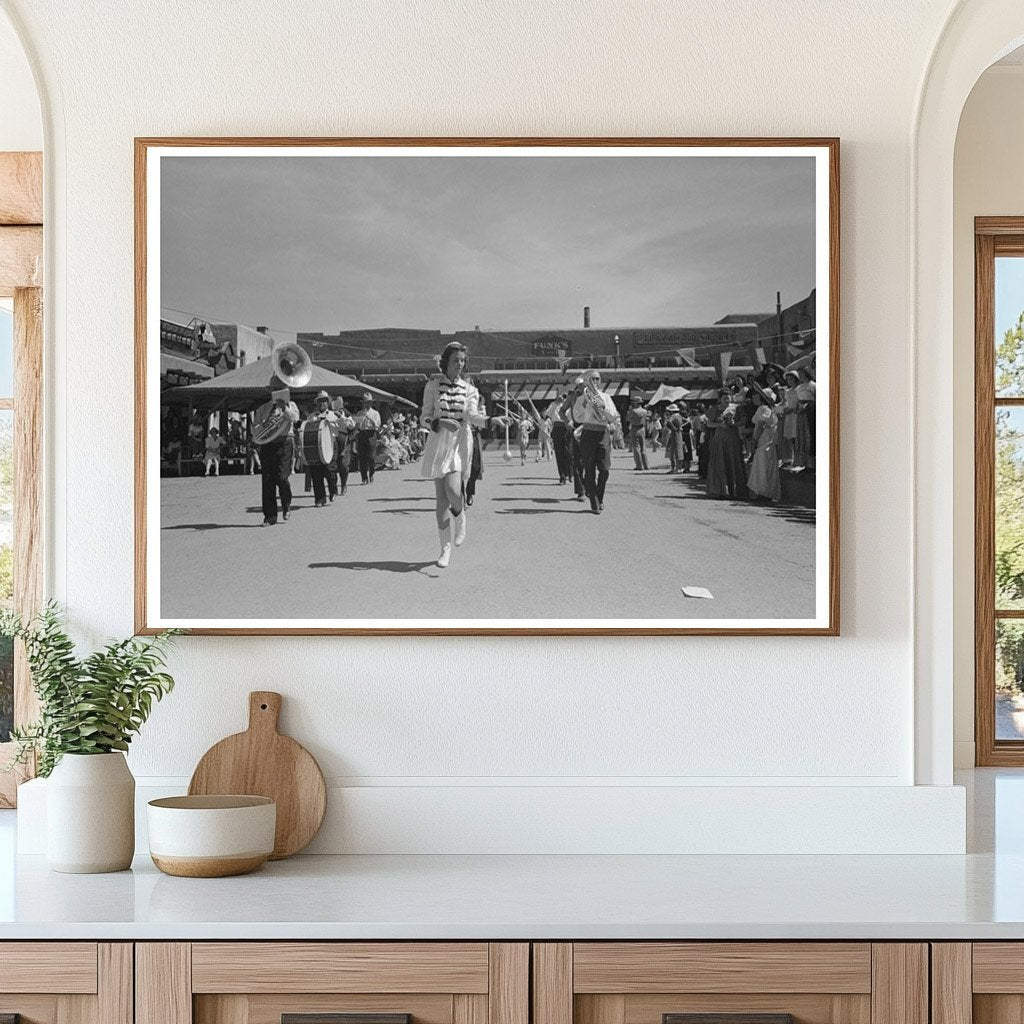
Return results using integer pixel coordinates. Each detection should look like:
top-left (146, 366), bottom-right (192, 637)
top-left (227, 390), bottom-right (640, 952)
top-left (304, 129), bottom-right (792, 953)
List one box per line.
top-left (1, 769), bottom-right (1021, 941)
top-left (0, 849), bottom-right (1022, 940)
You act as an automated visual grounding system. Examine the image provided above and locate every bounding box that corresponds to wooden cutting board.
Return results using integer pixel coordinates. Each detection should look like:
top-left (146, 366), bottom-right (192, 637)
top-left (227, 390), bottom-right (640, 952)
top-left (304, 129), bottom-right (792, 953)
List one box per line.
top-left (188, 691), bottom-right (326, 859)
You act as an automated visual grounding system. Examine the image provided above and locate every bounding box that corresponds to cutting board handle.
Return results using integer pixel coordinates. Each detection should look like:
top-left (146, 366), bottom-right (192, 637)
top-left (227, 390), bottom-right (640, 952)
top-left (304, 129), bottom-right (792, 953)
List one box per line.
top-left (248, 691), bottom-right (282, 734)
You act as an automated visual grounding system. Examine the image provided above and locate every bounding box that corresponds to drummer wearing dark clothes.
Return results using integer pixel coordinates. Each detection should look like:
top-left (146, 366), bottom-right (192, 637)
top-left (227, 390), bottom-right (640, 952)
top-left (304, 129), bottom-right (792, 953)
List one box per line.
top-left (305, 390), bottom-right (339, 507)
top-left (354, 392), bottom-right (381, 485)
top-left (254, 382), bottom-right (300, 526)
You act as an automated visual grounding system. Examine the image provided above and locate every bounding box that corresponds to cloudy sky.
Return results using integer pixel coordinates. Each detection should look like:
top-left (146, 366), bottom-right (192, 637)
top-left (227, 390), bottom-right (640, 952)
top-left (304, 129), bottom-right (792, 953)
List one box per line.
top-left (160, 151), bottom-right (817, 335)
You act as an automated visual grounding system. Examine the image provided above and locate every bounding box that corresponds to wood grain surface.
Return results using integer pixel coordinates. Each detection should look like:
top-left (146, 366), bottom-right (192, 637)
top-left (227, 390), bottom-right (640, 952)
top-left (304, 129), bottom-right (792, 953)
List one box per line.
top-left (136, 943), bottom-right (192, 1024)
top-left (243, 995), bottom-right (449, 1024)
top-left (625, 995), bottom-right (868, 1024)
top-left (98, 945), bottom-right (133, 1024)
top-left (869, 945), bottom-right (927, 1024)
top-left (930, 944), bottom-right (971, 1024)
top-left (0, 226), bottom-right (41, 296)
top-left (191, 942), bottom-right (489, 994)
top-left (489, 944), bottom-right (529, 1024)
top-left (0, 942), bottom-right (97, 993)
top-left (534, 944), bottom-right (573, 1024)
top-left (573, 943), bottom-right (871, 994)
top-left (0, 153), bottom-right (42, 225)
top-left (188, 691), bottom-right (326, 858)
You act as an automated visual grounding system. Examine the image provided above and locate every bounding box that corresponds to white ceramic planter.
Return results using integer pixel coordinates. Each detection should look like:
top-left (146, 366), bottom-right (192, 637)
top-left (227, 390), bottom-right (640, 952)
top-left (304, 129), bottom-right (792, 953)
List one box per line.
top-left (46, 752), bottom-right (135, 873)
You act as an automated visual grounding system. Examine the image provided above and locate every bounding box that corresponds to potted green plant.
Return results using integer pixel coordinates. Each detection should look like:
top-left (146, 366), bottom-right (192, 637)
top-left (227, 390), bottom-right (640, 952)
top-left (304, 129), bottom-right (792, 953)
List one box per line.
top-left (1, 603), bottom-right (179, 873)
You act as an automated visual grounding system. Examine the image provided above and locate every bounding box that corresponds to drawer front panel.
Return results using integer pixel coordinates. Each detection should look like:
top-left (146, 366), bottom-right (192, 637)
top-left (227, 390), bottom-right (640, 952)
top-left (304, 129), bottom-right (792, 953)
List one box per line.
top-left (192, 945), bottom-right (490, 995)
top-left (573, 945), bottom-right (872, 995)
top-left (0, 944), bottom-right (98, 994)
top-left (619, 994), bottom-right (871, 1024)
top-left (196, 994), bottom-right (458, 1024)
top-left (974, 945), bottom-right (1024, 993)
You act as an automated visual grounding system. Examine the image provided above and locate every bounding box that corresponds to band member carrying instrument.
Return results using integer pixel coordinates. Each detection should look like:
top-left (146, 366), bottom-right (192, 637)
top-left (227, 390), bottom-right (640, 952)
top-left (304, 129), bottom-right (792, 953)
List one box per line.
top-left (253, 379), bottom-right (300, 526)
top-left (572, 369), bottom-right (619, 514)
top-left (354, 392), bottom-right (381, 485)
top-left (304, 390), bottom-right (340, 507)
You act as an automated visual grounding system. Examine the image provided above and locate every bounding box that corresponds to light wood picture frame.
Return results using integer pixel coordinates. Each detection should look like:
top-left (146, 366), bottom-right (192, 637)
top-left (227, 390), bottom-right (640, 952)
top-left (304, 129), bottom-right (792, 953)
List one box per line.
top-left (135, 137), bottom-right (839, 636)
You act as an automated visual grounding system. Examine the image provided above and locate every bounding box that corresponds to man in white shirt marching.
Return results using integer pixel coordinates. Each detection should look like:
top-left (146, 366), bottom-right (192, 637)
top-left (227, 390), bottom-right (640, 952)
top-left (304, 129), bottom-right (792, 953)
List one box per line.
top-left (354, 392), bottom-right (382, 484)
top-left (572, 369), bottom-right (620, 514)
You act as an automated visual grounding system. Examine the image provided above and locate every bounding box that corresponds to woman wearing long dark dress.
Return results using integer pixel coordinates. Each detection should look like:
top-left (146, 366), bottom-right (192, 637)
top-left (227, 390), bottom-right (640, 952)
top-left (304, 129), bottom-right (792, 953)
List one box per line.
top-left (706, 392), bottom-right (748, 499)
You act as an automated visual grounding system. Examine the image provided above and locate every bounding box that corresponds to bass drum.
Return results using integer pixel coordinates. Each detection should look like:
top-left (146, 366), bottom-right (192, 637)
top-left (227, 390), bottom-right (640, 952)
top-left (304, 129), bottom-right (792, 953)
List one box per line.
top-left (299, 419), bottom-right (335, 467)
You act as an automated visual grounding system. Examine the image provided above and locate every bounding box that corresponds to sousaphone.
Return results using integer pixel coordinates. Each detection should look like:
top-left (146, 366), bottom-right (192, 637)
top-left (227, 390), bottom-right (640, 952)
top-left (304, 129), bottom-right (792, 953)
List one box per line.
top-left (252, 342), bottom-right (314, 445)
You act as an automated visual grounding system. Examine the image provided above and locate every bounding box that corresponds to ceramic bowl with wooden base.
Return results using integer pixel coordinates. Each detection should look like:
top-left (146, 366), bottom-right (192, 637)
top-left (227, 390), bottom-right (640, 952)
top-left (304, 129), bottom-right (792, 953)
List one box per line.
top-left (147, 795), bottom-right (276, 877)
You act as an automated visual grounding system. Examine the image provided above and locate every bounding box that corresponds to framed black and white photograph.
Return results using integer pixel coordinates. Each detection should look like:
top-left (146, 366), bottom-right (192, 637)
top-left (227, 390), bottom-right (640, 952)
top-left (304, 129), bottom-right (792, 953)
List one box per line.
top-left (135, 137), bottom-right (839, 635)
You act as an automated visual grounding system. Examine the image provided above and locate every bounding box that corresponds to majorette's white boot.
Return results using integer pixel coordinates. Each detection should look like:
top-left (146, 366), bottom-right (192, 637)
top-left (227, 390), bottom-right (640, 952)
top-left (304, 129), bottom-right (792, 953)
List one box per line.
top-left (437, 526), bottom-right (452, 568)
top-left (452, 508), bottom-right (467, 547)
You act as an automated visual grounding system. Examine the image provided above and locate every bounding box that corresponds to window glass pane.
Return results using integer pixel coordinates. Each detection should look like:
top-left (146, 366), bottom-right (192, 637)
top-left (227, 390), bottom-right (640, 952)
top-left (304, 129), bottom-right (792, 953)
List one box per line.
top-left (0, 306), bottom-right (11, 399)
top-left (998, 620), bottom-right (1024, 740)
top-left (0, 409), bottom-right (12, 743)
top-left (997, 407), bottom-right (1024, 610)
top-left (996, 257), bottom-right (1024, 397)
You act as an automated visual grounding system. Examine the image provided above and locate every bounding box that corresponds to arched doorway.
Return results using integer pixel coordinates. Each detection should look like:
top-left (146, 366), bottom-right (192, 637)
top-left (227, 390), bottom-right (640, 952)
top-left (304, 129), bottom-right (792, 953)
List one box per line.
top-left (914, 1), bottom-right (1024, 785)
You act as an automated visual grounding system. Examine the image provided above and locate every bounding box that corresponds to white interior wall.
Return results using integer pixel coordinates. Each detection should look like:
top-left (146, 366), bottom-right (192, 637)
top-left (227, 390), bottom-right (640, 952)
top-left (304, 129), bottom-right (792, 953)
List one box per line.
top-left (0, 0), bottom-right (978, 852)
top-left (952, 65), bottom-right (1024, 767)
top-left (0, 13), bottom-right (39, 152)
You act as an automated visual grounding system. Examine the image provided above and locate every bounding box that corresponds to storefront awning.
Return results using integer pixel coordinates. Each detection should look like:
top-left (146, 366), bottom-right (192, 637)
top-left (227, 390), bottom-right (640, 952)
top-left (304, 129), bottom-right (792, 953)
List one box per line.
top-left (160, 352), bottom-right (214, 380)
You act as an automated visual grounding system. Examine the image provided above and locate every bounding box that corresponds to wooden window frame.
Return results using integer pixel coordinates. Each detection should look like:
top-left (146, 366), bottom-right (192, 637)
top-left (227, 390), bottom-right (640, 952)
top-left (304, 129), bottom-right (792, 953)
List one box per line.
top-left (0, 151), bottom-right (43, 806)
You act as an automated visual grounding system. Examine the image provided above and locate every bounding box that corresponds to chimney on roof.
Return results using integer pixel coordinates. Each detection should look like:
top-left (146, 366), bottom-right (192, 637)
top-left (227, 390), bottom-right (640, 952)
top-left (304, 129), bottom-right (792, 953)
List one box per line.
top-left (584, 306), bottom-right (590, 328)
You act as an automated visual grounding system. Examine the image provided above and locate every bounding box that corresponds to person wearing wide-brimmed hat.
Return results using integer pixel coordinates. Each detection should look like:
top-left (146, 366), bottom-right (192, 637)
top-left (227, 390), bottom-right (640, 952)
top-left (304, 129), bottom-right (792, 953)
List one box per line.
top-left (303, 390), bottom-right (342, 507)
top-left (663, 402), bottom-right (689, 474)
top-left (254, 376), bottom-right (300, 525)
top-left (626, 393), bottom-right (650, 471)
top-left (353, 391), bottom-right (382, 484)
top-left (747, 385), bottom-right (781, 500)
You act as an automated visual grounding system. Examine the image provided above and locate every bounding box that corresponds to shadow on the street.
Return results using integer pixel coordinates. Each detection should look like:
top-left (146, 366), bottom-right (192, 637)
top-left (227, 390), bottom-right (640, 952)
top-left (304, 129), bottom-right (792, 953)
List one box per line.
top-left (371, 508), bottom-right (433, 515)
top-left (764, 506), bottom-right (816, 525)
top-left (163, 522), bottom-right (264, 531)
top-left (367, 496), bottom-right (434, 502)
top-left (500, 481), bottom-right (560, 487)
top-left (493, 507), bottom-right (590, 515)
top-left (491, 497), bottom-right (561, 504)
top-left (309, 560), bottom-right (439, 576)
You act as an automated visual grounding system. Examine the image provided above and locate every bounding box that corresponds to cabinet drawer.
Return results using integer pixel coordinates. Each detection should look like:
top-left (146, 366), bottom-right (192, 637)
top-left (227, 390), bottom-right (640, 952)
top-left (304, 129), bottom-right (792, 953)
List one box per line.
top-left (191, 944), bottom-right (490, 994)
top-left (0, 942), bottom-right (99, 994)
top-left (139, 943), bottom-right (528, 1024)
top-left (572, 944), bottom-right (872, 994)
top-left (0, 943), bottom-right (130, 1024)
top-left (534, 944), bottom-right (925, 1024)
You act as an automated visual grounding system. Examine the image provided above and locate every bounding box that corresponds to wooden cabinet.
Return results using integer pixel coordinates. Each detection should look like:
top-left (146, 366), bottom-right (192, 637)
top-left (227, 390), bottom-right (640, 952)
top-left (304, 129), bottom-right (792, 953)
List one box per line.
top-left (932, 943), bottom-right (1024, 1024)
top-left (0, 943), bottom-right (132, 1024)
top-left (533, 944), bottom-right (928, 1024)
top-left (136, 944), bottom-right (528, 1024)
top-left (0, 937), bottom-right (964, 1024)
